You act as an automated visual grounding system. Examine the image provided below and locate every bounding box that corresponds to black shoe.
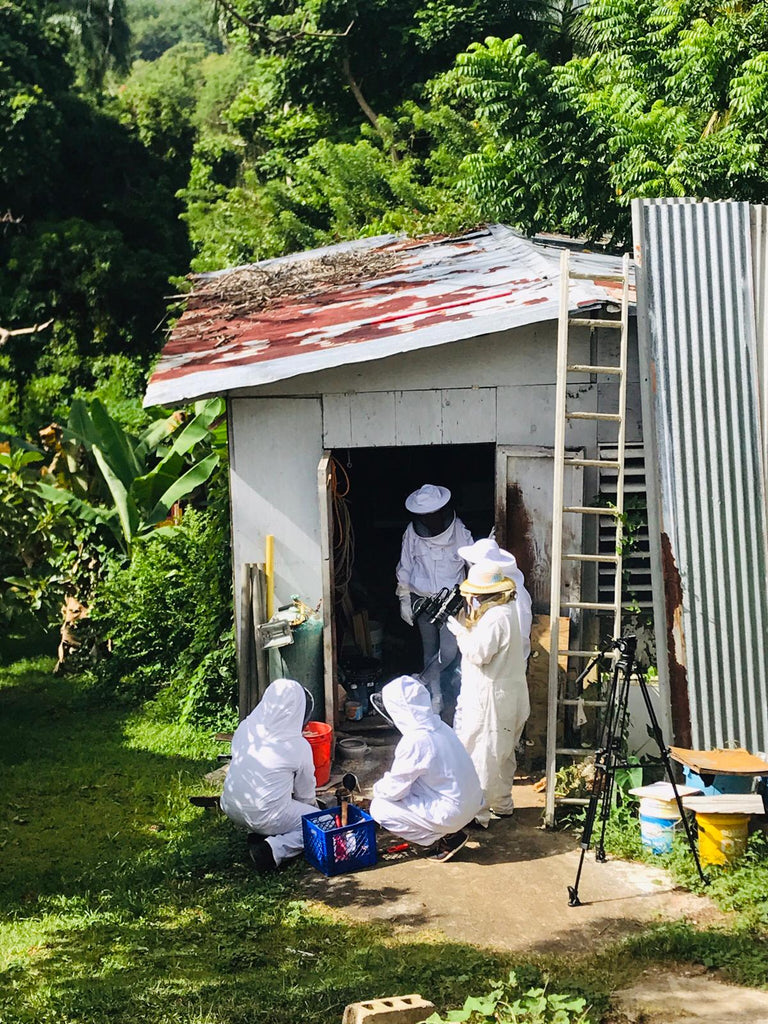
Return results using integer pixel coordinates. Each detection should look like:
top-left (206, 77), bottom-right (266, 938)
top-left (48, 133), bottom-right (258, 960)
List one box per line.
top-left (248, 837), bottom-right (277, 872)
top-left (189, 795), bottom-right (220, 809)
top-left (431, 830), bottom-right (469, 863)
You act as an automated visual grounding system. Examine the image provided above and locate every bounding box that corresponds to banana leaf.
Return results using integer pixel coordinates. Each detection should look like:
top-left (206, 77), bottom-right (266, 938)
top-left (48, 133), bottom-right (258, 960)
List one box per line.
top-left (144, 452), bottom-right (220, 526)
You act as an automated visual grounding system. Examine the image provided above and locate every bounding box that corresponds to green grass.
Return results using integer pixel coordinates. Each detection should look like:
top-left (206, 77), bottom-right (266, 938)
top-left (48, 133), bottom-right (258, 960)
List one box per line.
top-left (2, 659), bottom-right (768, 1024)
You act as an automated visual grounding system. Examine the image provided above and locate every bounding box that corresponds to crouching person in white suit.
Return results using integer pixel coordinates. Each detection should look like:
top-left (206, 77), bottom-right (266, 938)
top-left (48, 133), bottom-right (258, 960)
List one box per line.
top-left (369, 675), bottom-right (483, 863)
top-left (220, 677), bottom-right (317, 872)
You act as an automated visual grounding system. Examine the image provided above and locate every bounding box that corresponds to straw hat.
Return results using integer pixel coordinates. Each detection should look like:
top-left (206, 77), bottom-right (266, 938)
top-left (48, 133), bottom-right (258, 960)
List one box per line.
top-left (405, 483), bottom-right (451, 514)
top-left (459, 559), bottom-right (516, 596)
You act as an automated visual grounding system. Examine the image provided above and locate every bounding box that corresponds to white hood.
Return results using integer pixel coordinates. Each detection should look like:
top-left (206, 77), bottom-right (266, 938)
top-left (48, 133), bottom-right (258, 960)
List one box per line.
top-left (247, 677), bottom-right (307, 741)
top-left (382, 675), bottom-right (439, 734)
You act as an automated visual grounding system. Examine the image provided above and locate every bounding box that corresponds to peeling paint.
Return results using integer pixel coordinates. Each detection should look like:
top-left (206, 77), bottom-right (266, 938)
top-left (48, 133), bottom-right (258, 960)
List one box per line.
top-left (661, 533), bottom-right (692, 747)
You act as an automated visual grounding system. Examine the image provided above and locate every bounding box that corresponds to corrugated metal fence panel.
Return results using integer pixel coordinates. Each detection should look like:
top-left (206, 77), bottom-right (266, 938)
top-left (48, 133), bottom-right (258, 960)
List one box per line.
top-left (634, 199), bottom-right (768, 753)
top-left (751, 205), bottom-right (768, 500)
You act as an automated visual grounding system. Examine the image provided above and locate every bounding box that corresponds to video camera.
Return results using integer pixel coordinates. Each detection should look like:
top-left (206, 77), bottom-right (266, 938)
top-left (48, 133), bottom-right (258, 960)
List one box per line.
top-left (412, 584), bottom-right (464, 627)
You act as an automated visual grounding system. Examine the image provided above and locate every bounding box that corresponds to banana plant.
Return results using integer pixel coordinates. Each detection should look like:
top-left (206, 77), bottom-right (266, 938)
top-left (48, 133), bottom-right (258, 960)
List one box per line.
top-left (37, 397), bottom-right (225, 554)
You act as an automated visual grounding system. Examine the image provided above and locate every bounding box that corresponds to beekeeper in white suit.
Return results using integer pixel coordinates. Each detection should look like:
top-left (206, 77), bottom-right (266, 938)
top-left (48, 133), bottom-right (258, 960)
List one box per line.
top-left (396, 484), bottom-right (473, 714)
top-left (447, 560), bottom-right (530, 827)
top-left (457, 537), bottom-right (533, 661)
top-left (370, 675), bottom-right (483, 862)
top-left (220, 677), bottom-right (317, 872)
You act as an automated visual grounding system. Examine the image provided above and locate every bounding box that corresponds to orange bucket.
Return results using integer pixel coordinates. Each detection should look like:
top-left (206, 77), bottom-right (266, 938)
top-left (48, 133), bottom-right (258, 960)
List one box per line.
top-left (302, 721), bottom-right (333, 786)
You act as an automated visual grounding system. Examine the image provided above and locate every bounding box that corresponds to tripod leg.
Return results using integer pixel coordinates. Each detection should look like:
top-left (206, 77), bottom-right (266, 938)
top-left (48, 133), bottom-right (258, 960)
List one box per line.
top-left (595, 651), bottom-right (633, 862)
top-left (636, 673), bottom-right (709, 885)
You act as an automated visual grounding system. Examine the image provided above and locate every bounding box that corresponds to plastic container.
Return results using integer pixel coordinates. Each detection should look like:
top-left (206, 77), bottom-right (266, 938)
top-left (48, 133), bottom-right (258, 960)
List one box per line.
top-left (302, 805), bottom-right (378, 876)
top-left (369, 621), bottom-right (384, 661)
top-left (683, 766), bottom-right (754, 797)
top-left (345, 700), bottom-right (363, 721)
top-left (629, 782), bottom-right (701, 855)
top-left (302, 721), bottom-right (333, 786)
top-left (639, 801), bottom-right (680, 854)
top-left (696, 812), bottom-right (749, 866)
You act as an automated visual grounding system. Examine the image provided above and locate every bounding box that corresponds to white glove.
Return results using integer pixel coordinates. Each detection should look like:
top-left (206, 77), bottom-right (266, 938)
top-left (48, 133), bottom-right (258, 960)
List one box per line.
top-left (400, 595), bottom-right (414, 626)
top-left (445, 615), bottom-right (463, 636)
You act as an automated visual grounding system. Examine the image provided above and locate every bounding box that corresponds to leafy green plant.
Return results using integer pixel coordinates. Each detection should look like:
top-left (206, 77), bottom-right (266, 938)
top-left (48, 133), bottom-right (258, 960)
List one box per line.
top-left (88, 494), bottom-right (237, 725)
top-left (38, 396), bottom-right (225, 554)
top-left (426, 970), bottom-right (594, 1023)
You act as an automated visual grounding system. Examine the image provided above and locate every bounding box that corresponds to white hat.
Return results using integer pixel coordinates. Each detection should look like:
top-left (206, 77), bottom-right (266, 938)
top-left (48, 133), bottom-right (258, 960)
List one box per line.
top-left (457, 537), bottom-right (518, 571)
top-left (405, 483), bottom-right (451, 514)
top-left (459, 559), bottom-right (516, 596)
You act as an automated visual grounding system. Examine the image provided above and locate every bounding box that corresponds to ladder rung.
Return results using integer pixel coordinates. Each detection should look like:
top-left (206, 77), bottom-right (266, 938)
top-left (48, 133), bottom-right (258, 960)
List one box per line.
top-left (555, 797), bottom-right (591, 805)
top-left (567, 364), bottom-right (623, 375)
top-left (557, 649), bottom-right (610, 658)
top-left (562, 506), bottom-right (619, 515)
top-left (567, 458), bottom-right (620, 469)
top-left (559, 698), bottom-right (608, 707)
top-left (564, 553), bottom-right (619, 563)
top-left (562, 601), bottom-right (618, 611)
top-left (556, 747), bottom-right (597, 756)
top-left (569, 270), bottom-right (628, 282)
top-left (566, 411), bottom-right (623, 422)
top-left (568, 318), bottom-right (623, 330)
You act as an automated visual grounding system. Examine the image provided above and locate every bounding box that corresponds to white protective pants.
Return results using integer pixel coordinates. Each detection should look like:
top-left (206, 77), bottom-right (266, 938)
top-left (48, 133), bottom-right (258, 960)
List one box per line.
top-left (249, 799), bottom-right (319, 866)
top-left (369, 795), bottom-right (448, 847)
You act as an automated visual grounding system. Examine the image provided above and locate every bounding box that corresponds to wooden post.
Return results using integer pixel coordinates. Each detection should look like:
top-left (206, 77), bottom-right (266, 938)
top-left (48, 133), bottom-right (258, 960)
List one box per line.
top-left (250, 563), bottom-right (270, 709)
top-left (237, 563), bottom-right (253, 720)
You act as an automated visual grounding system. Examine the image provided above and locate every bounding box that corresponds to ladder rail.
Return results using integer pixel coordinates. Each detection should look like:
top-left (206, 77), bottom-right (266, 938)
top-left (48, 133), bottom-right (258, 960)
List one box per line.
top-left (545, 250), bottom-right (632, 828)
top-left (545, 249), bottom-right (572, 828)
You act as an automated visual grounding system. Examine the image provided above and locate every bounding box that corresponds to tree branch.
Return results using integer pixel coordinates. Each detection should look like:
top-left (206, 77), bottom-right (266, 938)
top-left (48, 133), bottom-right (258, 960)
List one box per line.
top-left (341, 58), bottom-right (399, 163)
top-left (214, 0), bottom-right (353, 41)
top-left (0, 319), bottom-right (53, 347)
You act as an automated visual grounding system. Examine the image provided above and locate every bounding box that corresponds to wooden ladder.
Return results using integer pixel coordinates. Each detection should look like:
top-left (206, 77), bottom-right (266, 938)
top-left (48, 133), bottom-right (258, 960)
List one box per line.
top-left (544, 249), bottom-right (632, 827)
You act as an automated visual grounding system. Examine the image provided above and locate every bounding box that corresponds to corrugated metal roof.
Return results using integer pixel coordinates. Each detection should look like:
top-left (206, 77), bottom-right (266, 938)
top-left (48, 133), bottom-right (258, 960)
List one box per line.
top-left (633, 198), bottom-right (768, 754)
top-left (145, 224), bottom-right (635, 407)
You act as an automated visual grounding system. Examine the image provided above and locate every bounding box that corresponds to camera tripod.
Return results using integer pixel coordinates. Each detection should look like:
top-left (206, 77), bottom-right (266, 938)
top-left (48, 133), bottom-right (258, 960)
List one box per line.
top-left (567, 634), bottom-right (709, 907)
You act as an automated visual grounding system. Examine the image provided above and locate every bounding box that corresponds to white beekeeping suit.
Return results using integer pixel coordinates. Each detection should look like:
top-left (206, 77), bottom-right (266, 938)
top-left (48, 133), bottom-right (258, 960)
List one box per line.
top-left (448, 560), bottom-right (530, 827)
top-left (220, 677), bottom-right (317, 866)
top-left (396, 484), bottom-right (473, 714)
top-left (457, 537), bottom-right (533, 661)
top-left (370, 675), bottom-right (483, 846)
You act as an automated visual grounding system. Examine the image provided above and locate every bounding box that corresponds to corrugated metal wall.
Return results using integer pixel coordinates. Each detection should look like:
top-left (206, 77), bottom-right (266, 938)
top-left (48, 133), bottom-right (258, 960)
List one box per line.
top-left (633, 199), bottom-right (768, 753)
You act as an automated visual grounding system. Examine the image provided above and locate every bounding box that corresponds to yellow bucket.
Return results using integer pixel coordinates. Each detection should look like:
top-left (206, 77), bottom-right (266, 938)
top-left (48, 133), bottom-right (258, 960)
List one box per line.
top-left (695, 812), bottom-right (748, 866)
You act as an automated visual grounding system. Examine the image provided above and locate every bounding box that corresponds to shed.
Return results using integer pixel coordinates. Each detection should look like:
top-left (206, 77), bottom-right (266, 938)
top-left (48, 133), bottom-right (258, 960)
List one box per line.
top-left (146, 224), bottom-right (645, 757)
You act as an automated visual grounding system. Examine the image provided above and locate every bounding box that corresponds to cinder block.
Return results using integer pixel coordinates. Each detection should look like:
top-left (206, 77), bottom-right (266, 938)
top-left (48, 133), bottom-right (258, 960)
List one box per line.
top-left (341, 993), bottom-right (435, 1024)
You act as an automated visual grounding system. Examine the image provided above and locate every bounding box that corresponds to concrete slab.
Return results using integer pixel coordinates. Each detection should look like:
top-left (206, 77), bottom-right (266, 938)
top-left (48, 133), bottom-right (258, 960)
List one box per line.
top-left (614, 970), bottom-right (768, 1022)
top-left (301, 775), bottom-right (723, 955)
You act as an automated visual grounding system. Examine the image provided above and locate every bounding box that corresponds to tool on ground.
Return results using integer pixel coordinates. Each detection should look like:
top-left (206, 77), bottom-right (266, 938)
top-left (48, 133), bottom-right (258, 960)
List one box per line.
top-left (567, 634), bottom-right (709, 908)
top-left (412, 584), bottom-right (464, 627)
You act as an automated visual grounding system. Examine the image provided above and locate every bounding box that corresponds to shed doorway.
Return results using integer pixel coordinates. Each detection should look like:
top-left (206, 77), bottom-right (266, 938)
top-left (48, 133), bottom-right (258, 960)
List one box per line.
top-left (329, 444), bottom-right (495, 712)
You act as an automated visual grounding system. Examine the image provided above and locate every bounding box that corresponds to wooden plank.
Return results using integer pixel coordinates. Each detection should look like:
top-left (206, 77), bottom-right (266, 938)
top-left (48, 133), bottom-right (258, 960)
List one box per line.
top-left (322, 393), bottom-right (352, 447)
top-left (394, 389), bottom-right (442, 445)
top-left (237, 563), bottom-right (253, 721)
top-left (348, 391), bottom-right (396, 446)
top-left (682, 795), bottom-right (765, 815)
top-left (317, 453), bottom-right (338, 728)
top-left (441, 387), bottom-right (496, 444)
top-left (353, 610), bottom-right (371, 656)
top-left (250, 564), bottom-right (269, 710)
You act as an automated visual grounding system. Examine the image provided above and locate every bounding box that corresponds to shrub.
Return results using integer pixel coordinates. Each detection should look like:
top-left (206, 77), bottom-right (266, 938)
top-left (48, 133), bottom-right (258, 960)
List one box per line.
top-left (89, 501), bottom-right (237, 727)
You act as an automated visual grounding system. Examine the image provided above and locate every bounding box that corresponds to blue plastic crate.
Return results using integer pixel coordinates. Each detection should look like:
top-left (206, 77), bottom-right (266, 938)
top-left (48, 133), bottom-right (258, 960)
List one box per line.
top-left (302, 805), bottom-right (377, 876)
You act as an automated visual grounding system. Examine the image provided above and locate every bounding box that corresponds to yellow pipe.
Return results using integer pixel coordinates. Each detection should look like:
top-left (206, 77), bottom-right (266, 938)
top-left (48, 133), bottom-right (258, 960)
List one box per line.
top-left (265, 534), bottom-right (274, 619)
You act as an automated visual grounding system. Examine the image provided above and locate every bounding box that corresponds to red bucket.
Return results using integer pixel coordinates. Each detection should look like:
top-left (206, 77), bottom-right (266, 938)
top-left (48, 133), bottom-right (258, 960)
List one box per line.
top-left (302, 721), bottom-right (333, 786)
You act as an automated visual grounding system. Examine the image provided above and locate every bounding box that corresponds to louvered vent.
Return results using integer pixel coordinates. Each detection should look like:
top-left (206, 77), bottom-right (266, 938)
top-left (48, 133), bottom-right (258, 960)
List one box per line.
top-left (598, 444), bottom-right (652, 611)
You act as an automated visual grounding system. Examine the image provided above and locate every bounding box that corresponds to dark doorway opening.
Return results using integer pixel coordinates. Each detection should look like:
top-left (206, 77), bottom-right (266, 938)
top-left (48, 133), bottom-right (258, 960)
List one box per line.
top-left (333, 444), bottom-right (495, 693)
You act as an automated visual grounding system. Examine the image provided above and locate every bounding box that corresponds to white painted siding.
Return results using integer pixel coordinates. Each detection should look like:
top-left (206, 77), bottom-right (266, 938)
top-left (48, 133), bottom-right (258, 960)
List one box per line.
top-left (230, 398), bottom-right (324, 630)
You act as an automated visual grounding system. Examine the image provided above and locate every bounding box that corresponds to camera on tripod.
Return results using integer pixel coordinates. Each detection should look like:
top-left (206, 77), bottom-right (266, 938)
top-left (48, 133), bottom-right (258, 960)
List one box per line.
top-left (412, 584), bottom-right (464, 626)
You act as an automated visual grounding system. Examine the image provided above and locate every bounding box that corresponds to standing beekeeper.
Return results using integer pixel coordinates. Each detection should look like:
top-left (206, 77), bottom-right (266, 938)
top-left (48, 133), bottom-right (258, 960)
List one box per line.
top-left (220, 677), bottom-right (317, 872)
top-left (457, 537), bottom-right (533, 661)
top-left (396, 483), bottom-right (473, 714)
top-left (447, 560), bottom-right (530, 827)
top-left (369, 675), bottom-right (483, 862)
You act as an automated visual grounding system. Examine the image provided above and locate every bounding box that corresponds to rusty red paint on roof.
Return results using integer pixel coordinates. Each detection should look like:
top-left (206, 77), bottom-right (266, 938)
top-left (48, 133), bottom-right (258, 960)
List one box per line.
top-left (145, 225), bottom-right (636, 406)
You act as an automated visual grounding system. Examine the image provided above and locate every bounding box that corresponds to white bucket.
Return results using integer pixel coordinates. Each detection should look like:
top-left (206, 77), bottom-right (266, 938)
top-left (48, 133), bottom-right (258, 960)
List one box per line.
top-left (369, 621), bottom-right (384, 661)
top-left (638, 797), bottom-right (680, 854)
